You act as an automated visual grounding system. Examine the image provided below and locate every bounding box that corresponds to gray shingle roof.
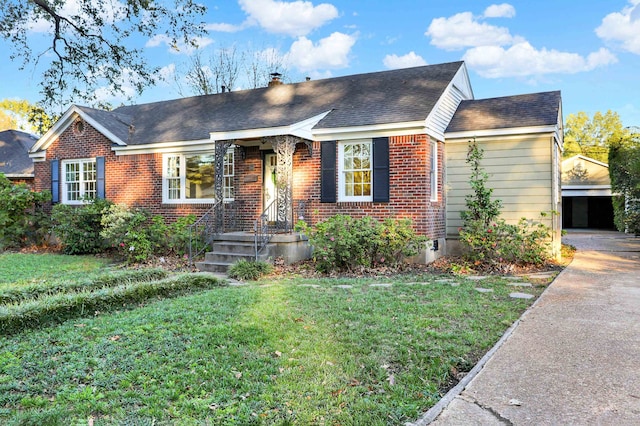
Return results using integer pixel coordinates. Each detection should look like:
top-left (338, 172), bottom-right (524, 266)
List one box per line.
top-left (0, 130), bottom-right (38, 177)
top-left (108, 61), bottom-right (464, 145)
top-left (77, 106), bottom-right (133, 143)
top-left (446, 91), bottom-right (561, 133)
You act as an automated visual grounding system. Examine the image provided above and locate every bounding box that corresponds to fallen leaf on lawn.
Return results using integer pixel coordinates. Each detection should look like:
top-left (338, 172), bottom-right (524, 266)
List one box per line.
top-left (74, 323), bottom-right (85, 328)
top-left (294, 317), bottom-right (304, 322)
top-left (387, 374), bottom-right (395, 386)
top-left (109, 335), bottom-right (120, 341)
top-left (274, 351), bottom-right (282, 357)
top-left (331, 388), bottom-right (345, 397)
top-left (348, 378), bottom-right (361, 386)
top-left (234, 371), bottom-right (242, 379)
top-left (208, 404), bottom-right (219, 410)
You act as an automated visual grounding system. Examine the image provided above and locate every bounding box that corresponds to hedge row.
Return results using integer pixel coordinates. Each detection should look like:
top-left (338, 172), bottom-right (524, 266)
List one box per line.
top-left (0, 269), bottom-right (169, 305)
top-left (0, 274), bottom-right (226, 335)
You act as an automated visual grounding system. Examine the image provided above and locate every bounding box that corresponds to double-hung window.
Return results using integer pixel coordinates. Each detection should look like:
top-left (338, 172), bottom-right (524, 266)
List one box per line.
top-left (163, 150), bottom-right (234, 203)
top-left (62, 158), bottom-right (97, 204)
top-left (338, 140), bottom-right (373, 202)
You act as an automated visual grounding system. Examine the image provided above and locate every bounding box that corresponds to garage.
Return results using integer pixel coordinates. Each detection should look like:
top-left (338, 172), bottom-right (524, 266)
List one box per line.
top-left (562, 155), bottom-right (615, 230)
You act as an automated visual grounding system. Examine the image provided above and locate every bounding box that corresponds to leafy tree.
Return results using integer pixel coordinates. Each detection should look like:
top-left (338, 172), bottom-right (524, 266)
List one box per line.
top-left (0, 110), bottom-right (15, 131)
top-left (609, 127), bottom-right (640, 234)
top-left (0, 173), bottom-right (51, 248)
top-left (0, 0), bottom-right (207, 108)
top-left (563, 111), bottom-right (627, 162)
top-left (0, 99), bottom-right (56, 134)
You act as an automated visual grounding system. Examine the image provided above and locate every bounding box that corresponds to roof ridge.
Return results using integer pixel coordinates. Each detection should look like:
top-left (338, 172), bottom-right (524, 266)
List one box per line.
top-left (112, 61), bottom-right (466, 113)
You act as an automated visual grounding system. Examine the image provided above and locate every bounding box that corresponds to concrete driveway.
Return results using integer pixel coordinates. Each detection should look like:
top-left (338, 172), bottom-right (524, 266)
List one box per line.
top-left (427, 230), bottom-right (640, 425)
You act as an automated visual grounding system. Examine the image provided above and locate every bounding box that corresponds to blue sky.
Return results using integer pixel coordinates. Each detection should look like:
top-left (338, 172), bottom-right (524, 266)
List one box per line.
top-left (1, 0), bottom-right (640, 127)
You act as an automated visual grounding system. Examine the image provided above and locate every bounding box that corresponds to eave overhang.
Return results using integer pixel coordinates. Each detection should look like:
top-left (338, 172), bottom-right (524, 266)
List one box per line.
top-left (210, 110), bottom-right (332, 142)
top-left (445, 124), bottom-right (561, 141)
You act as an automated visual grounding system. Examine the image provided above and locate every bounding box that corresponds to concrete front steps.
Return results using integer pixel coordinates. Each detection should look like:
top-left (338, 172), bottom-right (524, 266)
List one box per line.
top-left (195, 232), bottom-right (312, 273)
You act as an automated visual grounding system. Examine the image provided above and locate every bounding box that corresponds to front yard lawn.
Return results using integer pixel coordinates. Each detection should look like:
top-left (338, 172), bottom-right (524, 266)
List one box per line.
top-left (0, 254), bottom-right (550, 425)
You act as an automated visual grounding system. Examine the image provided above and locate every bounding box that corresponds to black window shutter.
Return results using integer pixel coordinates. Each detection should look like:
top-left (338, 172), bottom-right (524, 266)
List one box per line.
top-left (373, 137), bottom-right (389, 202)
top-left (320, 141), bottom-right (336, 203)
top-left (96, 156), bottom-right (105, 199)
top-left (50, 159), bottom-right (59, 203)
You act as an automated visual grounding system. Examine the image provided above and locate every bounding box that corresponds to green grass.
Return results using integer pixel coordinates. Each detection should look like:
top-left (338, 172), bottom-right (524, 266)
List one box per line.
top-left (0, 255), bottom-right (550, 425)
top-left (0, 253), bottom-right (111, 287)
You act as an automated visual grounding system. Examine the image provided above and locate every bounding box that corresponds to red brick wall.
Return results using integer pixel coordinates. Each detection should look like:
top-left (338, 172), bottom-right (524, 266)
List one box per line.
top-left (34, 120), bottom-right (216, 222)
top-left (293, 135), bottom-right (446, 239)
top-left (34, 120), bottom-right (445, 238)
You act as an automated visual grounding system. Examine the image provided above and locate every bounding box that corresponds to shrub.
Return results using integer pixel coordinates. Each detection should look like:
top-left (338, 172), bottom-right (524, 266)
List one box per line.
top-left (227, 259), bottom-right (273, 281)
top-left (100, 204), bottom-right (153, 263)
top-left (377, 218), bottom-right (426, 265)
top-left (147, 214), bottom-right (196, 256)
top-left (459, 214), bottom-right (552, 265)
top-left (298, 215), bottom-right (426, 273)
top-left (51, 199), bottom-right (113, 254)
top-left (0, 173), bottom-right (51, 249)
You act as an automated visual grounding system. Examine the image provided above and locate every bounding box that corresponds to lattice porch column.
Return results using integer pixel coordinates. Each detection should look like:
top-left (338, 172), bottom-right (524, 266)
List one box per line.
top-left (269, 135), bottom-right (305, 229)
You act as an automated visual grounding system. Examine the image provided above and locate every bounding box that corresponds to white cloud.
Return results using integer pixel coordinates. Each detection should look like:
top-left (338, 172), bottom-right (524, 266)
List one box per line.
top-left (463, 42), bottom-right (618, 78)
top-left (596, 0), bottom-right (640, 55)
top-left (427, 6), bottom-right (617, 79)
top-left (238, 0), bottom-right (339, 37)
top-left (288, 32), bottom-right (356, 71)
top-left (383, 52), bottom-right (427, 69)
top-left (29, 0), bottom-right (126, 33)
top-left (425, 12), bottom-right (515, 50)
top-left (205, 21), bottom-right (251, 33)
top-left (93, 68), bottom-right (142, 104)
top-left (158, 63), bottom-right (177, 84)
top-left (146, 34), bottom-right (214, 55)
top-left (484, 3), bottom-right (516, 18)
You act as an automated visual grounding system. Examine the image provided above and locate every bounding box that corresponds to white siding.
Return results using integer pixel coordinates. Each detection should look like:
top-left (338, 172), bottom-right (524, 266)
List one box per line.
top-left (425, 65), bottom-right (473, 141)
top-left (426, 86), bottom-right (466, 140)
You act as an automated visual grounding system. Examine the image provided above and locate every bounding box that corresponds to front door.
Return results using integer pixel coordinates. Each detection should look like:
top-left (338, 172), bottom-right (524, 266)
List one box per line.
top-left (264, 153), bottom-right (277, 221)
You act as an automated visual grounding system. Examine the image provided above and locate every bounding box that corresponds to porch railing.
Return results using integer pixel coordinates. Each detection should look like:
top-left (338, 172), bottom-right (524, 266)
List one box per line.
top-left (188, 200), bottom-right (223, 263)
top-left (254, 199), bottom-right (311, 260)
top-left (254, 200), bottom-right (278, 260)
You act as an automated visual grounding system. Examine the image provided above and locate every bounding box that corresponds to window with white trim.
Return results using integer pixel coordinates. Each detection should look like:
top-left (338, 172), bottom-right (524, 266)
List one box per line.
top-left (338, 140), bottom-right (372, 202)
top-left (430, 141), bottom-right (438, 202)
top-left (62, 158), bottom-right (96, 204)
top-left (163, 150), bottom-right (234, 203)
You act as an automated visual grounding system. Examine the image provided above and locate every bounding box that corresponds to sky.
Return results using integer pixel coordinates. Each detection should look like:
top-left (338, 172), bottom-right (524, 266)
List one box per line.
top-left (1, 0), bottom-right (640, 128)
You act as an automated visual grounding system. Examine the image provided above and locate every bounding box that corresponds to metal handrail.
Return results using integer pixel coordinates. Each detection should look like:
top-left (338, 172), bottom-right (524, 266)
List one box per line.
top-left (254, 200), bottom-right (278, 260)
top-left (188, 200), bottom-right (223, 263)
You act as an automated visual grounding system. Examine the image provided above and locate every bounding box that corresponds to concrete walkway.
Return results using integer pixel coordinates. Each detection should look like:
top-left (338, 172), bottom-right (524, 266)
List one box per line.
top-left (428, 230), bottom-right (640, 425)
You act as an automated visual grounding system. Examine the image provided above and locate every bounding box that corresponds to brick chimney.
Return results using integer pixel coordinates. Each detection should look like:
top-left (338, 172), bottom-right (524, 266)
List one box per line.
top-left (268, 72), bottom-right (283, 87)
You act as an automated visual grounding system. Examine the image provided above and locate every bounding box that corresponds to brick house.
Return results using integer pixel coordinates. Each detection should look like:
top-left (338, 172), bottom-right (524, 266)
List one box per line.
top-left (30, 61), bottom-right (563, 267)
top-left (0, 129), bottom-right (38, 188)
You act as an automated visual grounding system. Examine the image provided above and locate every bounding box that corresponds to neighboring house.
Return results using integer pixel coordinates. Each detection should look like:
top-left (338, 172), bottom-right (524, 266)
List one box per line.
top-left (30, 61), bottom-right (563, 264)
top-left (561, 155), bottom-right (614, 229)
top-left (0, 129), bottom-right (38, 187)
